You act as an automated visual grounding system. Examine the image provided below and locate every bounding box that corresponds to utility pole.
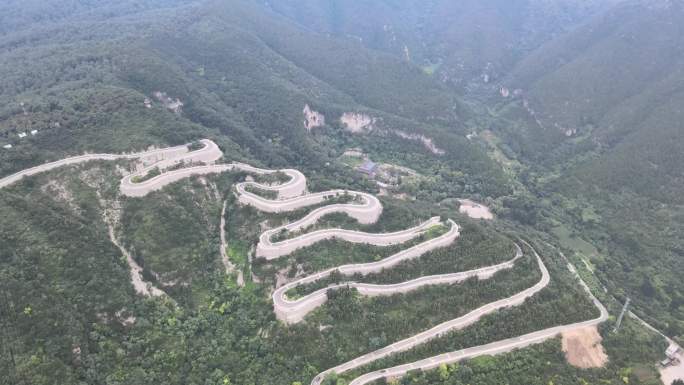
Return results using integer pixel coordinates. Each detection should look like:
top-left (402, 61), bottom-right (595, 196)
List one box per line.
top-left (614, 297), bottom-right (631, 332)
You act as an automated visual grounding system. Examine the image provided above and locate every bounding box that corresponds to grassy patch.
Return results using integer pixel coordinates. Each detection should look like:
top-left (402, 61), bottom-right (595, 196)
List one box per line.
top-left (551, 224), bottom-right (598, 257)
top-left (227, 241), bottom-right (249, 269)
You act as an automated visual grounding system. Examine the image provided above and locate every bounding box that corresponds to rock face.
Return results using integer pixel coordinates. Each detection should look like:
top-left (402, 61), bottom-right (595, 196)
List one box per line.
top-left (303, 104), bottom-right (325, 131)
top-left (340, 112), bottom-right (374, 133)
top-left (152, 91), bottom-right (183, 114)
top-left (337, 114), bottom-right (444, 155)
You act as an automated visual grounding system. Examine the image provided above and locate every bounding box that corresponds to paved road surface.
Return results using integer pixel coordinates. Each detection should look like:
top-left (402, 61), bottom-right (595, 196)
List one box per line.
top-left (273, 242), bottom-right (520, 324)
top-left (0, 141), bottom-right (195, 189)
top-left (312, 242), bottom-right (609, 385)
top-left (256, 217), bottom-right (442, 259)
top-left (0, 140), bottom-right (611, 385)
top-left (271, 221), bottom-right (466, 323)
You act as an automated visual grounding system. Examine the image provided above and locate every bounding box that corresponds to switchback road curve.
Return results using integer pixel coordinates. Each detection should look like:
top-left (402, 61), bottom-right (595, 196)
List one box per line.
top-left (334, 243), bottom-right (609, 385)
top-left (271, 221), bottom-right (463, 323)
top-left (0, 140), bottom-right (609, 385)
top-left (256, 216), bottom-right (442, 260)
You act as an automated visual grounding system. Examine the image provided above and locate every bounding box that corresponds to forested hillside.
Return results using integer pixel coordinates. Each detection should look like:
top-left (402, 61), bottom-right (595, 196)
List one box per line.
top-left (262, 0), bottom-right (621, 87)
top-left (0, 0), bottom-right (510, 196)
top-left (265, 0), bottom-right (684, 342)
top-left (0, 0), bottom-right (194, 35)
top-left (0, 2), bottom-right (522, 384)
top-left (0, 1), bottom-right (680, 385)
top-left (504, 0), bottom-right (684, 171)
top-left (486, 0), bottom-right (684, 338)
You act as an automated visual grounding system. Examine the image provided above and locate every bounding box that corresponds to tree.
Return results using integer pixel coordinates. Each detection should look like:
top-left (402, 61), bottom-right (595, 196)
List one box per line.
top-left (438, 363), bottom-right (449, 380)
top-left (671, 380), bottom-right (684, 385)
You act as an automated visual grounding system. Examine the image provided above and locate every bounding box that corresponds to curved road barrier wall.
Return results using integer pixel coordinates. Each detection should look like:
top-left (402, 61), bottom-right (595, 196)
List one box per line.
top-left (0, 140), bottom-right (609, 385)
top-left (274, 242), bottom-right (522, 324)
top-left (257, 217), bottom-right (442, 259)
top-left (271, 221), bottom-right (463, 323)
top-left (312, 242), bottom-right (609, 385)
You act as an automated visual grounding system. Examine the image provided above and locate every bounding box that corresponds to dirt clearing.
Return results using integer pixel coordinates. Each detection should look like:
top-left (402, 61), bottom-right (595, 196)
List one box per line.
top-left (562, 326), bottom-right (608, 368)
top-left (458, 199), bottom-right (493, 220)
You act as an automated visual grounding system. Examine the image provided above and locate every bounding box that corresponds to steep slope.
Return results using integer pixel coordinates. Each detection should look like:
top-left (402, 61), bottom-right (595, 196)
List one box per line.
top-left (500, 0), bottom-right (684, 202)
top-left (0, 0), bottom-right (510, 196)
top-left (0, 2), bottom-right (672, 385)
top-left (506, 0), bottom-right (684, 167)
top-left (0, 0), bottom-right (196, 35)
top-left (0, 2), bottom-right (511, 383)
top-left (262, 0), bottom-right (622, 87)
top-left (493, 0), bottom-right (684, 337)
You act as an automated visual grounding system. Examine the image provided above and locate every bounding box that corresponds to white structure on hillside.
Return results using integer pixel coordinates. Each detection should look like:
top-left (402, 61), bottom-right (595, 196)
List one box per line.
top-left (667, 344), bottom-right (681, 359)
top-left (3, 144), bottom-right (12, 149)
top-left (661, 344), bottom-right (682, 367)
top-left (18, 132), bottom-right (27, 138)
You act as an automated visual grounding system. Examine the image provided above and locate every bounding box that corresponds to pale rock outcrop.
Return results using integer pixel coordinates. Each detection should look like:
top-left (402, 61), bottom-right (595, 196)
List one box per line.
top-left (341, 112), bottom-right (375, 133)
top-left (394, 131), bottom-right (446, 155)
top-left (303, 104), bottom-right (325, 131)
top-left (152, 91), bottom-right (183, 114)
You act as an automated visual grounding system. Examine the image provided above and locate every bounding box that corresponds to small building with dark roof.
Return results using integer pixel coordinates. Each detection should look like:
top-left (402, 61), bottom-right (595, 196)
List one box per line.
top-left (357, 160), bottom-right (378, 176)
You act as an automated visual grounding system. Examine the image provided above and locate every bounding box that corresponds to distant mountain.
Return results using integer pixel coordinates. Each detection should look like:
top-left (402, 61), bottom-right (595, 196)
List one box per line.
top-left (504, 0), bottom-right (684, 205)
top-left (261, 0), bottom-right (622, 87)
top-left (494, 0), bottom-right (684, 336)
top-left (0, 0), bottom-right (195, 35)
top-left (0, 0), bottom-right (509, 196)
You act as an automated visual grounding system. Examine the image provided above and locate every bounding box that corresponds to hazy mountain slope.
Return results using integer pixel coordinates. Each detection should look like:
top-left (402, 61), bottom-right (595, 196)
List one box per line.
top-left (207, 0), bottom-right (471, 124)
top-left (0, 0), bottom-right (512, 197)
top-left (505, 0), bottom-right (684, 203)
top-left (0, 7), bottom-right (213, 176)
top-left (262, 0), bottom-right (621, 87)
top-left (490, 0), bottom-right (684, 337)
top-left (0, 0), bottom-right (197, 35)
top-left (0, 1), bottom-right (675, 384)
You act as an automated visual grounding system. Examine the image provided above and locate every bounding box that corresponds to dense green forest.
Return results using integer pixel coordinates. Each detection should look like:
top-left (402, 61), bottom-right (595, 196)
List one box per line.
top-left (263, 0), bottom-right (621, 88)
top-left (1, 1), bottom-right (681, 385)
top-left (0, 162), bottom-right (669, 385)
top-left (482, 0), bottom-right (684, 339)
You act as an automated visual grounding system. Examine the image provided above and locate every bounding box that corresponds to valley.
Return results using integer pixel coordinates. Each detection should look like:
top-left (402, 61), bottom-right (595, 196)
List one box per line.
top-left (0, 1), bottom-right (681, 385)
top-left (1, 139), bottom-right (610, 385)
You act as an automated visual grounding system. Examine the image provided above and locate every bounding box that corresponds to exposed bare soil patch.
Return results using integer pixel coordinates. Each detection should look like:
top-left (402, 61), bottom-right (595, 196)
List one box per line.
top-left (458, 199), bottom-right (493, 220)
top-left (561, 326), bottom-right (608, 368)
top-left (152, 91), bottom-right (183, 114)
top-left (660, 345), bottom-right (684, 385)
top-left (41, 180), bottom-right (80, 214)
top-left (394, 130), bottom-right (445, 155)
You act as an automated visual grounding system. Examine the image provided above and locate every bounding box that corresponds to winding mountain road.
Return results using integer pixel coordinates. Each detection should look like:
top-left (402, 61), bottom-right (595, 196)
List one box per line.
top-left (328, 243), bottom-right (609, 385)
top-left (271, 220), bottom-right (463, 323)
top-left (273, 240), bottom-right (523, 324)
top-left (256, 216), bottom-right (442, 259)
top-left (0, 140), bottom-right (610, 385)
top-left (0, 142), bottom-right (192, 190)
top-left (219, 153), bottom-right (607, 384)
